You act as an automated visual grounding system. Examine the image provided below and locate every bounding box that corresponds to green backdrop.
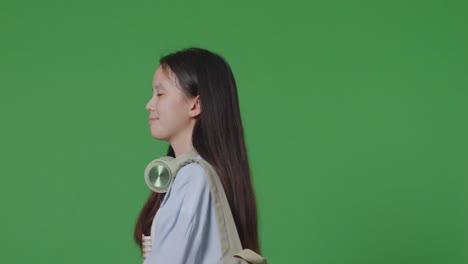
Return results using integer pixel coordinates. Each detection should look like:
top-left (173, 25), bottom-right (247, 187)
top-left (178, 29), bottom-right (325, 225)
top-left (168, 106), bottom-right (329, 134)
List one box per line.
top-left (2, 0), bottom-right (466, 263)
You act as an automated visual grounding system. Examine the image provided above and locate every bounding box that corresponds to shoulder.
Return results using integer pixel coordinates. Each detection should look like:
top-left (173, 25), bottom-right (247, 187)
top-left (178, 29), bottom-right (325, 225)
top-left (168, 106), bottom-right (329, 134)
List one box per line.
top-left (176, 161), bottom-right (208, 183)
top-left (169, 161), bottom-right (212, 210)
top-left (156, 161), bottom-right (212, 223)
top-left (172, 161), bottom-right (210, 192)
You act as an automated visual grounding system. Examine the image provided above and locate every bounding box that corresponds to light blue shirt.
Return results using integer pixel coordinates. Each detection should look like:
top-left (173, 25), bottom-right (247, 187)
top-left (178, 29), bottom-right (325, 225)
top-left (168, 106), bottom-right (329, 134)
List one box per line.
top-left (143, 155), bottom-right (223, 264)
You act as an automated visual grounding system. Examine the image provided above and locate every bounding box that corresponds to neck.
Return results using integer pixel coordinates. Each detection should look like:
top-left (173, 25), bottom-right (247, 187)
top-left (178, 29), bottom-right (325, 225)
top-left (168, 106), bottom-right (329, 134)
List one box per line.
top-left (169, 134), bottom-right (194, 158)
top-left (169, 122), bottom-right (196, 158)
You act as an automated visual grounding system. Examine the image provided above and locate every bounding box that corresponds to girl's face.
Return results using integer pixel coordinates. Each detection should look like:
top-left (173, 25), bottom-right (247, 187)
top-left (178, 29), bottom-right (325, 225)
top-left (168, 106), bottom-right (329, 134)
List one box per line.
top-left (146, 65), bottom-right (199, 143)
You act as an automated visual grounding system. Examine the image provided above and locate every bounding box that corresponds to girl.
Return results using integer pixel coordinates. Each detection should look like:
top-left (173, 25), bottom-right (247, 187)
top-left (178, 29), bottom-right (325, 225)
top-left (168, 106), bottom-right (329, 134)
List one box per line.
top-left (135, 47), bottom-right (262, 263)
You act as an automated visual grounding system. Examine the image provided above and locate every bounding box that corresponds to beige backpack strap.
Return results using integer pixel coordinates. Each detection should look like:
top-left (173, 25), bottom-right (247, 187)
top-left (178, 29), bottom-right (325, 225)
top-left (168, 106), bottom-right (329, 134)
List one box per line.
top-left (234, 249), bottom-right (268, 264)
top-left (194, 159), bottom-right (267, 264)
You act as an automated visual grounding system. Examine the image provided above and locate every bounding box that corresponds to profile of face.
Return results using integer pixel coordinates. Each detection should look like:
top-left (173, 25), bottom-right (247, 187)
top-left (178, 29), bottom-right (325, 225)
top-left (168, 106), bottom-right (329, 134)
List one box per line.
top-left (146, 65), bottom-right (201, 143)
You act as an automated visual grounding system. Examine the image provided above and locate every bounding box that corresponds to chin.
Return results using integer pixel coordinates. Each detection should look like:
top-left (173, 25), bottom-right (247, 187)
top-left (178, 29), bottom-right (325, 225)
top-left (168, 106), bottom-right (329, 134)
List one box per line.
top-left (150, 130), bottom-right (167, 141)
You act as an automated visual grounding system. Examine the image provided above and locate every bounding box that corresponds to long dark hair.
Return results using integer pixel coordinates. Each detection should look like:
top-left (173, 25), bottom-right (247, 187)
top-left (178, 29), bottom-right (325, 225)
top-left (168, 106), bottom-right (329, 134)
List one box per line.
top-left (134, 47), bottom-right (261, 255)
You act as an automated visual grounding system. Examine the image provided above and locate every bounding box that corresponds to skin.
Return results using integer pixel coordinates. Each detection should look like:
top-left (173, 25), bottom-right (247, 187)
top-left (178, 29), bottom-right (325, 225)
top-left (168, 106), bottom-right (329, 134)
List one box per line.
top-left (146, 65), bottom-right (201, 158)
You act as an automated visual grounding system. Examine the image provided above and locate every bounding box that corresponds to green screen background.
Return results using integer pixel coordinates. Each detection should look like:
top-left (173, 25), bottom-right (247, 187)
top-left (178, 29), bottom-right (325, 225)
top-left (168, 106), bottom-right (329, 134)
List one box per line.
top-left (1, 0), bottom-right (466, 263)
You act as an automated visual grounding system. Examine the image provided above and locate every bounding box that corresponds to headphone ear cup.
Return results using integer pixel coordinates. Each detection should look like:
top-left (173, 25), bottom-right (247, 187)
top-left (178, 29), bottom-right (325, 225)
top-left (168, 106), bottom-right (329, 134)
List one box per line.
top-left (144, 157), bottom-right (175, 193)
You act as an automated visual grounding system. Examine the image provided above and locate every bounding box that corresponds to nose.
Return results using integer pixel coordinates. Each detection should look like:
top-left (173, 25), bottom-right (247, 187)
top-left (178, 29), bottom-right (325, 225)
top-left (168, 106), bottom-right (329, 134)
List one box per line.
top-left (146, 97), bottom-right (154, 112)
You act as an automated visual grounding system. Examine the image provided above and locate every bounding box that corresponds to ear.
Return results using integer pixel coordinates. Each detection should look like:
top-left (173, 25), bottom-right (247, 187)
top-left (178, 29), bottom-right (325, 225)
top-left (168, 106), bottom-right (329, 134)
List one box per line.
top-left (189, 95), bottom-right (201, 118)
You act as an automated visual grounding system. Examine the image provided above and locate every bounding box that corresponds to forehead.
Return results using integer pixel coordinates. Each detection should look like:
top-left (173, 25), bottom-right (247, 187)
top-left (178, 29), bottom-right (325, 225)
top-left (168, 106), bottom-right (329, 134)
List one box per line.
top-left (152, 66), bottom-right (176, 91)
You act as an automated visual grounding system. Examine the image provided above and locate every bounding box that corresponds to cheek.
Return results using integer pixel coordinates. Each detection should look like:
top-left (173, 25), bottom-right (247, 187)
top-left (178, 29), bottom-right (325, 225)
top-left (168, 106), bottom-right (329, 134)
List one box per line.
top-left (157, 95), bottom-right (188, 120)
top-left (156, 100), bottom-right (176, 124)
top-left (165, 106), bottom-right (188, 129)
top-left (155, 99), bottom-right (168, 117)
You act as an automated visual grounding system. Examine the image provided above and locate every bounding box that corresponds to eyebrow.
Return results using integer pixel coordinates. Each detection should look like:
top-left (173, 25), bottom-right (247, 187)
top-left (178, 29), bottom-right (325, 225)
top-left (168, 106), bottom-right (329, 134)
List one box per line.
top-left (152, 83), bottom-right (167, 90)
